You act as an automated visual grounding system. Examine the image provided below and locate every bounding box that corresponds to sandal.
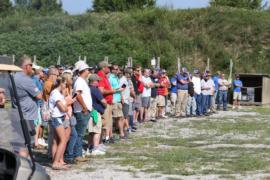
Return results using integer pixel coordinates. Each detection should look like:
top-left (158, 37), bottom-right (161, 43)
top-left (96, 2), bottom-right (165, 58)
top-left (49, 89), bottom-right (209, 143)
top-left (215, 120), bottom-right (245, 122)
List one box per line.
top-left (52, 165), bottom-right (69, 171)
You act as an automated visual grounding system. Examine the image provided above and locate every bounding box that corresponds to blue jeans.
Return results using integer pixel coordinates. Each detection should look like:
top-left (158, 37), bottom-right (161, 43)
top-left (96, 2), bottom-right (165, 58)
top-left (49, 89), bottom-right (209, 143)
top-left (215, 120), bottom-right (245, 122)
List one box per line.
top-left (73, 111), bottom-right (91, 158)
top-left (186, 96), bottom-right (197, 115)
top-left (64, 126), bottom-right (78, 161)
top-left (194, 93), bottom-right (202, 115)
top-left (217, 91), bottom-right (228, 110)
top-left (129, 115), bottom-right (134, 128)
top-left (202, 95), bottom-right (210, 114)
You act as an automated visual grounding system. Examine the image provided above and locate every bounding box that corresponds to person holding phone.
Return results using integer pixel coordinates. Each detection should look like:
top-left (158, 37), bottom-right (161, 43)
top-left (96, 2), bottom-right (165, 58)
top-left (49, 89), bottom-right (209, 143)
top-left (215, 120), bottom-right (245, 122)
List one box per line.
top-left (109, 65), bottom-right (126, 139)
top-left (49, 77), bottom-right (69, 170)
top-left (62, 72), bottom-right (78, 164)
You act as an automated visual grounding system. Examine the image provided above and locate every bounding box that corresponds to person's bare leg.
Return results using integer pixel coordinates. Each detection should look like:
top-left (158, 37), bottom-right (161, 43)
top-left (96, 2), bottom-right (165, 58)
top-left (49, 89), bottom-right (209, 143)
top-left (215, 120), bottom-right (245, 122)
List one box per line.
top-left (51, 129), bottom-right (58, 160)
top-left (19, 149), bottom-right (29, 158)
top-left (93, 133), bottom-right (101, 147)
top-left (144, 108), bottom-right (149, 121)
top-left (52, 126), bottom-right (67, 167)
top-left (140, 107), bottom-right (144, 122)
top-left (118, 117), bottom-right (125, 137)
top-left (34, 125), bottom-right (40, 146)
top-left (233, 100), bottom-right (237, 109)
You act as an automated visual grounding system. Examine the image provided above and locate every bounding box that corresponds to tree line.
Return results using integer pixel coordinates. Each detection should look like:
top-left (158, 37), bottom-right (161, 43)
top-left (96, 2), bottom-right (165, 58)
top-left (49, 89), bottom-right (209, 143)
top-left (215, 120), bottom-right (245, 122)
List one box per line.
top-left (0, 0), bottom-right (265, 16)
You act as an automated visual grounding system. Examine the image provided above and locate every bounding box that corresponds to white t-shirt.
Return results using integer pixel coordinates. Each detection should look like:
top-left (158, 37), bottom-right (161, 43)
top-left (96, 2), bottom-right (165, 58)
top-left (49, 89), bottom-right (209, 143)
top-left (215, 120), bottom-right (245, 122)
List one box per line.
top-left (218, 79), bottom-right (229, 91)
top-left (201, 79), bottom-right (215, 95)
top-left (119, 76), bottom-right (130, 104)
top-left (192, 76), bottom-right (201, 95)
top-left (73, 77), bottom-right (92, 113)
top-left (49, 89), bottom-right (66, 118)
top-left (142, 76), bottom-right (152, 97)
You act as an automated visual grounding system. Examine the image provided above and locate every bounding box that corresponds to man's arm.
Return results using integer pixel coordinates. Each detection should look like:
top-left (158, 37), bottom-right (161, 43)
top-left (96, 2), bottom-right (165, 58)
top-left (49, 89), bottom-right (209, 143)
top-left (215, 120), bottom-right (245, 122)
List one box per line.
top-left (76, 90), bottom-right (88, 114)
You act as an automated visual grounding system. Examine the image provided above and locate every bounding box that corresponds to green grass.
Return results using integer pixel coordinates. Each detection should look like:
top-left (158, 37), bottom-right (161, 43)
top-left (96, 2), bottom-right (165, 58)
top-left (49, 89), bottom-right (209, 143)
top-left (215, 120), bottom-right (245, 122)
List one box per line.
top-left (99, 108), bottom-right (270, 177)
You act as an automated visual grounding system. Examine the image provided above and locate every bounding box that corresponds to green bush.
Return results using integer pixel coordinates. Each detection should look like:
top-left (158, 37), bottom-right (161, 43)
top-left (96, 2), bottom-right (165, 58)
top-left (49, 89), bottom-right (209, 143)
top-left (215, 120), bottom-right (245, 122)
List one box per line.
top-left (0, 7), bottom-right (270, 75)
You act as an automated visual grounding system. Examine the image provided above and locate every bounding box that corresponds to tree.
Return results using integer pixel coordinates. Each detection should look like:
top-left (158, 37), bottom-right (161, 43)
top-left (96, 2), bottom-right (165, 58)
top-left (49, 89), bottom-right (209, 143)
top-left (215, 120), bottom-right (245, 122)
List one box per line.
top-left (31, 0), bottom-right (62, 12)
top-left (93, 0), bottom-right (156, 12)
top-left (14, 0), bottom-right (62, 12)
top-left (210, 0), bottom-right (262, 9)
top-left (0, 0), bottom-right (13, 16)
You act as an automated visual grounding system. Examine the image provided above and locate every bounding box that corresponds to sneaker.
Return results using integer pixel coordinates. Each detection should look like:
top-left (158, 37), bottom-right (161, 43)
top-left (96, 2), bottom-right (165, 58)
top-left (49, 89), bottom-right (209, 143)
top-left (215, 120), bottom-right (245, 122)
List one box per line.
top-left (90, 149), bottom-right (106, 156)
top-left (161, 115), bottom-right (168, 118)
top-left (85, 149), bottom-right (92, 157)
top-left (98, 144), bottom-right (107, 152)
top-left (75, 156), bottom-right (89, 162)
top-left (150, 118), bottom-right (157, 122)
top-left (38, 138), bottom-right (48, 147)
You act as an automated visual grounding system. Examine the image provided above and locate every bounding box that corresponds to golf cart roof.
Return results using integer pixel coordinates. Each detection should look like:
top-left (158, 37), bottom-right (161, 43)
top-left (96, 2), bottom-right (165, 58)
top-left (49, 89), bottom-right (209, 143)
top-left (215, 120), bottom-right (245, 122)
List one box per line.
top-left (0, 64), bottom-right (22, 72)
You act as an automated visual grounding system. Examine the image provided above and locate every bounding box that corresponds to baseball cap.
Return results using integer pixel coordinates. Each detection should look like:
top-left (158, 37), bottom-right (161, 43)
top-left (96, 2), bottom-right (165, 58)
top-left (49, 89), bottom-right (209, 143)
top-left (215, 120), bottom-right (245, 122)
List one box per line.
top-left (63, 69), bottom-right (73, 75)
top-left (182, 67), bottom-right (187, 73)
top-left (161, 69), bottom-right (167, 74)
top-left (32, 64), bottom-right (43, 71)
top-left (78, 63), bottom-right (90, 72)
top-left (88, 74), bottom-right (101, 82)
top-left (99, 61), bottom-right (111, 69)
top-left (194, 69), bottom-right (200, 74)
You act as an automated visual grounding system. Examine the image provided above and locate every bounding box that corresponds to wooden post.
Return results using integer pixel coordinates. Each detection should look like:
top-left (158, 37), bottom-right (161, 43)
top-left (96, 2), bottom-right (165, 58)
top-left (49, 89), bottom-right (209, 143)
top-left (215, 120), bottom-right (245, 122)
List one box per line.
top-left (33, 55), bottom-right (37, 65)
top-left (177, 57), bottom-right (181, 73)
top-left (12, 55), bottom-right (15, 65)
top-left (127, 57), bottom-right (133, 68)
top-left (78, 56), bottom-right (81, 61)
top-left (228, 59), bottom-right (233, 83)
top-left (157, 57), bottom-right (160, 69)
top-left (104, 56), bottom-right (109, 63)
top-left (57, 56), bottom-right (61, 65)
top-left (205, 58), bottom-right (210, 72)
top-left (151, 57), bottom-right (156, 69)
top-left (84, 56), bottom-right (87, 63)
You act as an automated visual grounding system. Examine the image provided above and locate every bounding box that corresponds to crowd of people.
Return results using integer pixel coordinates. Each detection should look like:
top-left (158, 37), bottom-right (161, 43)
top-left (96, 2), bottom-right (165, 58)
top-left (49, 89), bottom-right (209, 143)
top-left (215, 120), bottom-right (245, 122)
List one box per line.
top-left (1, 56), bottom-right (243, 170)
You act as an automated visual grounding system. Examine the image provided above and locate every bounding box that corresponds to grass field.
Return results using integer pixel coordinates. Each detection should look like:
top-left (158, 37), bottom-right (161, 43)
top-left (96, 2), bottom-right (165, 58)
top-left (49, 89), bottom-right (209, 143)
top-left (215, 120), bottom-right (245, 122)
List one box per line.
top-left (47, 107), bottom-right (270, 179)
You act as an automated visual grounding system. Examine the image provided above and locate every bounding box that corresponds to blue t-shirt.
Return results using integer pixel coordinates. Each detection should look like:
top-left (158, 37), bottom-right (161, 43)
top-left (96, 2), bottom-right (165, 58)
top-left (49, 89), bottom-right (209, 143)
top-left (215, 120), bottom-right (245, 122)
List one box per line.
top-left (32, 76), bottom-right (43, 107)
top-left (176, 73), bottom-right (188, 90)
top-left (213, 75), bottom-right (220, 91)
top-left (233, 79), bottom-right (243, 92)
top-left (109, 73), bottom-right (121, 103)
top-left (170, 77), bottom-right (177, 93)
top-left (90, 86), bottom-right (105, 114)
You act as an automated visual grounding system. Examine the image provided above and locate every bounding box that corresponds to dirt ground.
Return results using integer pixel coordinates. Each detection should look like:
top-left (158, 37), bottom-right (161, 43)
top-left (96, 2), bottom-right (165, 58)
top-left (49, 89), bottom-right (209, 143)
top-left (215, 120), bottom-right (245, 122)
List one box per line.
top-left (39, 107), bottom-right (270, 180)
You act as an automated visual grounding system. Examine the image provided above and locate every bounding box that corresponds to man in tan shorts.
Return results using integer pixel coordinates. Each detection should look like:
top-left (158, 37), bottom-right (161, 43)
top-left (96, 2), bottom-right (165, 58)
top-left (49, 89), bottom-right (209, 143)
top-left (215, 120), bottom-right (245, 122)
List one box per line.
top-left (88, 74), bottom-right (107, 155)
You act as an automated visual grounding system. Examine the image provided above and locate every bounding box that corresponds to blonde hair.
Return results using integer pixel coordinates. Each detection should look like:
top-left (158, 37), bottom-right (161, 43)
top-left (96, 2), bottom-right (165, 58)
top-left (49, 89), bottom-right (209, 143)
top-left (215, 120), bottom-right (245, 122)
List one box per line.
top-left (61, 73), bottom-right (73, 94)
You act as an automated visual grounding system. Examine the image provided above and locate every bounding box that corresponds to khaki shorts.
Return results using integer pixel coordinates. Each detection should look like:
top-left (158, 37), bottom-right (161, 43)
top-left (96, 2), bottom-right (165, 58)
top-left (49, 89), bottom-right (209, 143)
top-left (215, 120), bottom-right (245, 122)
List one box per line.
top-left (233, 92), bottom-right (242, 100)
top-left (102, 104), bottom-right (112, 130)
top-left (157, 95), bottom-right (165, 107)
top-left (88, 112), bottom-right (102, 134)
top-left (112, 103), bottom-right (124, 118)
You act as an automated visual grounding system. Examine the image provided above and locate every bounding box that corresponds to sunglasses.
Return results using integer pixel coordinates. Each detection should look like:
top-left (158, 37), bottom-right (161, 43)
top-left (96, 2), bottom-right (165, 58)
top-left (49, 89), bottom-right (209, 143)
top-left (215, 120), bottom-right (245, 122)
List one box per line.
top-left (26, 63), bottom-right (33, 67)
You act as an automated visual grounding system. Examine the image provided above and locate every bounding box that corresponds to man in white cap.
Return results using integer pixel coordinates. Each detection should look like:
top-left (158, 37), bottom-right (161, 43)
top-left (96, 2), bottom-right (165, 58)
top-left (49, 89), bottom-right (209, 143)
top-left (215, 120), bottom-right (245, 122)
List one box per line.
top-left (73, 63), bottom-right (92, 162)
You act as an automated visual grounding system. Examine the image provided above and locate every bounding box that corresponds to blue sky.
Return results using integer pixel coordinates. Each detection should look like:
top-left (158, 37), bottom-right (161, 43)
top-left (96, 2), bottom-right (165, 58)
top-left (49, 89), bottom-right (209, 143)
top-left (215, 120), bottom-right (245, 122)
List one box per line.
top-left (61, 0), bottom-right (269, 14)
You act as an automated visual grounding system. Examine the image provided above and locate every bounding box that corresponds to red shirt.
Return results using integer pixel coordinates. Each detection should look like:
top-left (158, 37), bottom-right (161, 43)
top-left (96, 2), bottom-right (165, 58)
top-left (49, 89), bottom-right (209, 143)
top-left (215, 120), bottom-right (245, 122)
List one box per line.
top-left (97, 70), bottom-right (113, 104)
top-left (157, 76), bottom-right (170, 96)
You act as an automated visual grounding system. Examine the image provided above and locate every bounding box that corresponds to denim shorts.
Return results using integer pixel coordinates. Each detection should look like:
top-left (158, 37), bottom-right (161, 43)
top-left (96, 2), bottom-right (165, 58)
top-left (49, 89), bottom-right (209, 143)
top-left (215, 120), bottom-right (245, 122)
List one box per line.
top-left (50, 117), bottom-right (64, 128)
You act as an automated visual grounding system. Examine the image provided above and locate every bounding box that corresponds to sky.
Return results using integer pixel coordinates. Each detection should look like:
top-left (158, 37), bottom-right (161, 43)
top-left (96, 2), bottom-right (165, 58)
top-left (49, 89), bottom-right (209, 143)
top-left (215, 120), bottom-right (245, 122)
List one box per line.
top-left (60, 0), bottom-right (270, 15)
